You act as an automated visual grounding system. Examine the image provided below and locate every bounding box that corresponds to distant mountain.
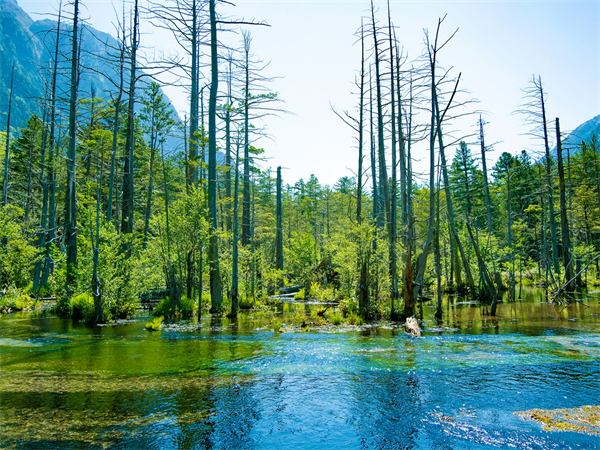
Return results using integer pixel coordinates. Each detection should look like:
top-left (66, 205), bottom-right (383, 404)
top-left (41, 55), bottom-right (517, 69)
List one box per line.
top-left (562, 115), bottom-right (600, 151)
top-left (0, 0), bottom-right (180, 133)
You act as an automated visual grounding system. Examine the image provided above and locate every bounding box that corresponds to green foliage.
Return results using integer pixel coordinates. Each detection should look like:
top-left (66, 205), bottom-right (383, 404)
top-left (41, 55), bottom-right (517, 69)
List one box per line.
top-left (271, 319), bottom-right (282, 332)
top-left (327, 310), bottom-right (343, 326)
top-left (339, 297), bottom-right (358, 317)
top-left (153, 295), bottom-right (197, 320)
top-left (70, 293), bottom-right (96, 323)
top-left (0, 205), bottom-right (38, 289)
top-left (0, 287), bottom-right (39, 313)
top-left (346, 312), bottom-right (364, 326)
top-left (239, 296), bottom-right (254, 309)
top-left (145, 316), bottom-right (163, 331)
top-left (49, 204), bottom-right (140, 321)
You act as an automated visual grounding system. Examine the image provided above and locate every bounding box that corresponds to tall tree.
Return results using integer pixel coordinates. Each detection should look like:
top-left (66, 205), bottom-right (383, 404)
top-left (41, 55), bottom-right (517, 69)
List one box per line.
top-left (107, 4), bottom-right (126, 224)
top-left (64, 0), bottom-right (80, 297)
top-left (555, 118), bottom-right (574, 287)
top-left (207, 0), bottom-right (223, 312)
top-left (1, 65), bottom-right (14, 207)
top-left (276, 166), bottom-right (283, 271)
top-left (41, 2), bottom-right (63, 286)
top-left (120, 0), bottom-right (139, 240)
top-left (521, 76), bottom-right (559, 275)
top-left (140, 82), bottom-right (175, 249)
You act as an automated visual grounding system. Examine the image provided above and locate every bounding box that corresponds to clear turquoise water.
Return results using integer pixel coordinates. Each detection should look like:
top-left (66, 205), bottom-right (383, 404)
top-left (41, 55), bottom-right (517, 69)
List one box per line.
top-left (1, 288), bottom-right (599, 449)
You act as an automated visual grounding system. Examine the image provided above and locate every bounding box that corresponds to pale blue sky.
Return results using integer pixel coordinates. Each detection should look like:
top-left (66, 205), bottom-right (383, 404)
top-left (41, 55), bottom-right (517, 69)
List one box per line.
top-left (21, 0), bottom-right (600, 186)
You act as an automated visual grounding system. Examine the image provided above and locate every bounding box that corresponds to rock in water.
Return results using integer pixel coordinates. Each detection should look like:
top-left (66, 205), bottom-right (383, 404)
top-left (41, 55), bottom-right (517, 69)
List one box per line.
top-left (406, 317), bottom-right (421, 337)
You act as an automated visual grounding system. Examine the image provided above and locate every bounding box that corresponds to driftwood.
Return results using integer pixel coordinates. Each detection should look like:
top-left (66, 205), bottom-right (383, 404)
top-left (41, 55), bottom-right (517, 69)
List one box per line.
top-left (552, 254), bottom-right (600, 303)
top-left (317, 305), bottom-right (332, 317)
top-left (278, 284), bottom-right (304, 295)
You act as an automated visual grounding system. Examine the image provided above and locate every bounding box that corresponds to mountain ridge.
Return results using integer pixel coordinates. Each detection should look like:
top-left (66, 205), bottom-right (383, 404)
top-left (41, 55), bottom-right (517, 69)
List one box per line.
top-left (0, 0), bottom-right (180, 134)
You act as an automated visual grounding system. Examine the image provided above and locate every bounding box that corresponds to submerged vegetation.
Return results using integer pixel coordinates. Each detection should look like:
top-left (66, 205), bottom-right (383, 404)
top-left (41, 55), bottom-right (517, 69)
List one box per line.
top-left (516, 405), bottom-right (600, 436)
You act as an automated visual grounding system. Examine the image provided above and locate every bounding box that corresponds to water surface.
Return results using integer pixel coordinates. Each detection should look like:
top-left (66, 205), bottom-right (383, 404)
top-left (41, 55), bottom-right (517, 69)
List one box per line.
top-left (1, 287), bottom-right (599, 449)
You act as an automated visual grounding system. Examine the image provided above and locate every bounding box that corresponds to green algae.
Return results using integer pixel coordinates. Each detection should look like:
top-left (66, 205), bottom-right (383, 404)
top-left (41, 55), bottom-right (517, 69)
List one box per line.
top-left (515, 405), bottom-right (600, 435)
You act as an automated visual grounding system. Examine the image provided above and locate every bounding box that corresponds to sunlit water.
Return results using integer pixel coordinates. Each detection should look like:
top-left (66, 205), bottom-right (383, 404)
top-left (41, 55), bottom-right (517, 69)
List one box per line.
top-left (1, 287), bottom-right (599, 449)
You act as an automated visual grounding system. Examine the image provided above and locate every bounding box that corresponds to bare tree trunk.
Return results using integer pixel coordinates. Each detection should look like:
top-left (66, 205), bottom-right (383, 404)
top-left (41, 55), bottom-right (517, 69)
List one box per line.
top-left (276, 166), bottom-right (283, 270)
top-left (64, 0), bottom-right (80, 298)
top-left (370, 0), bottom-right (390, 230)
top-left (24, 130), bottom-right (36, 224)
top-left (33, 109), bottom-right (49, 291)
top-left (432, 83), bottom-right (477, 296)
top-left (556, 117), bottom-right (573, 287)
top-left (506, 165), bottom-right (514, 303)
top-left (188, 0), bottom-right (199, 188)
top-left (369, 65), bottom-right (378, 226)
top-left (403, 74), bottom-right (416, 314)
top-left (225, 56), bottom-right (233, 231)
top-left (411, 30), bottom-right (438, 310)
top-left (434, 170), bottom-right (443, 320)
top-left (42, 4), bottom-right (62, 286)
top-left (120, 0), bottom-right (139, 240)
top-left (92, 143), bottom-right (102, 322)
top-left (107, 12), bottom-right (125, 224)
top-left (208, 0), bottom-right (223, 312)
top-left (357, 22), bottom-right (365, 225)
top-left (479, 116), bottom-right (493, 233)
top-left (230, 142), bottom-right (241, 317)
top-left (387, 4), bottom-right (399, 317)
top-left (1, 65), bottom-right (14, 207)
top-left (142, 141), bottom-right (156, 250)
top-left (538, 77), bottom-right (559, 275)
top-left (242, 35), bottom-right (251, 246)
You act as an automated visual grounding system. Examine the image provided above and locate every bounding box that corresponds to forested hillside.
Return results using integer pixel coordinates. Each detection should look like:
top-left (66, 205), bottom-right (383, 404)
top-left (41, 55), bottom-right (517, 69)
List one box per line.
top-left (0, 0), bottom-right (598, 326)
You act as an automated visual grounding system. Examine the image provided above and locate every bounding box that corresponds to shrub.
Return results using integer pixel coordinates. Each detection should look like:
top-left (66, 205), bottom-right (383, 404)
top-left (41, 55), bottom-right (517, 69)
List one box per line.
top-left (239, 296), bottom-right (254, 310)
top-left (272, 319), bottom-right (282, 332)
top-left (0, 205), bottom-right (39, 290)
top-left (180, 295), bottom-right (197, 319)
top-left (70, 293), bottom-right (96, 323)
top-left (346, 312), bottom-right (364, 326)
top-left (152, 298), bottom-right (176, 319)
top-left (153, 295), bottom-right (197, 319)
top-left (0, 288), bottom-right (40, 313)
top-left (294, 288), bottom-right (305, 300)
top-left (328, 310), bottom-right (343, 326)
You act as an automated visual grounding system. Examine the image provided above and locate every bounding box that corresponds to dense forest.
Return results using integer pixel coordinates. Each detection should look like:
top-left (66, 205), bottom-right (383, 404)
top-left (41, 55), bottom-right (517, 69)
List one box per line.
top-left (1, 0), bottom-right (599, 326)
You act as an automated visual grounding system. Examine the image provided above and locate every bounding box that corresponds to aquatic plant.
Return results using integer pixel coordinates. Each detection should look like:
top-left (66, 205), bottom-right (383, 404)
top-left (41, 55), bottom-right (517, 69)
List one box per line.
top-left (346, 312), bottom-right (363, 326)
top-left (145, 316), bottom-right (163, 331)
top-left (152, 295), bottom-right (196, 319)
top-left (516, 405), bottom-right (600, 435)
top-left (328, 311), bottom-right (343, 326)
top-left (70, 293), bottom-right (96, 323)
top-left (272, 319), bottom-right (282, 332)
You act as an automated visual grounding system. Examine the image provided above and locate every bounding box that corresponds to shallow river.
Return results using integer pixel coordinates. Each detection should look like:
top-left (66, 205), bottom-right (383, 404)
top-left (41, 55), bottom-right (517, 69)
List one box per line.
top-left (1, 288), bottom-right (599, 449)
